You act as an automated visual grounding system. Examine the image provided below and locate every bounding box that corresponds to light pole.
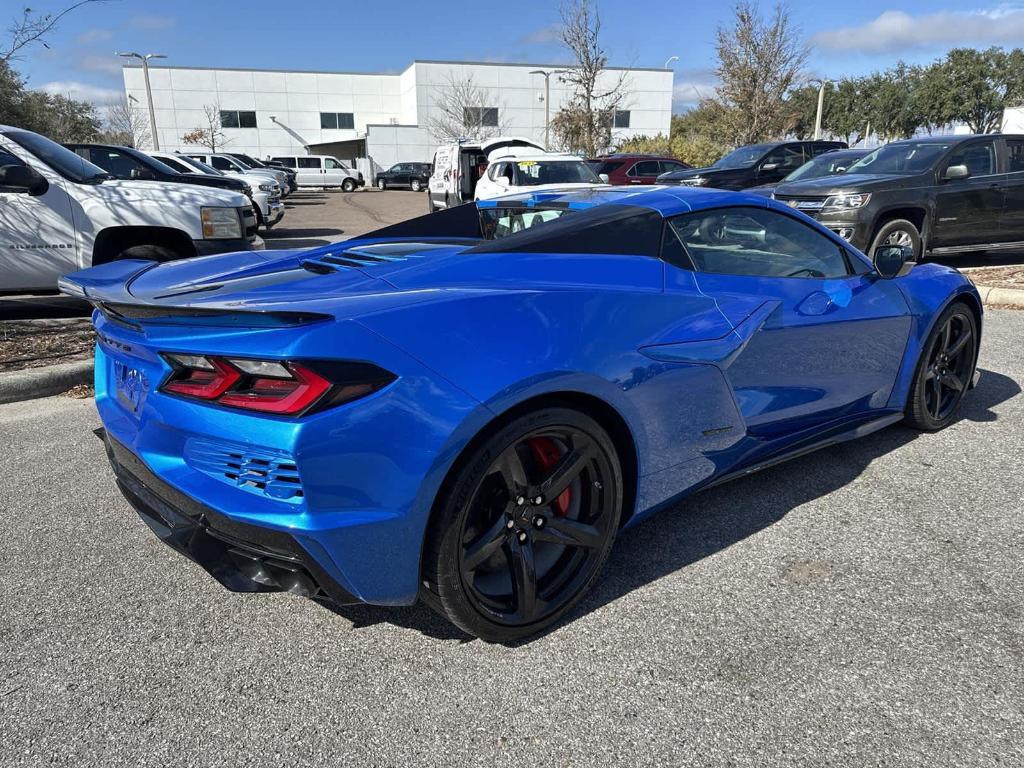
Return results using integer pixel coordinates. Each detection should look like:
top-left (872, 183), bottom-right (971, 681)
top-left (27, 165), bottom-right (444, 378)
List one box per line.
top-left (813, 80), bottom-right (830, 140)
top-left (530, 69), bottom-right (564, 151)
top-left (664, 56), bottom-right (679, 69)
top-left (117, 52), bottom-right (166, 150)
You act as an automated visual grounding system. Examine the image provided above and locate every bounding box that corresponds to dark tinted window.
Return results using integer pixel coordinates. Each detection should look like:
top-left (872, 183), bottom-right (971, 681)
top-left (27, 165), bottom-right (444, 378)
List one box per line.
top-left (464, 107), bottom-right (498, 127)
top-left (470, 205), bottom-right (663, 257)
top-left (763, 144), bottom-right (804, 170)
top-left (0, 146), bottom-right (27, 192)
top-left (660, 161), bottom-right (687, 173)
top-left (613, 110), bottom-right (630, 128)
top-left (297, 157), bottom-right (322, 169)
top-left (631, 160), bottom-right (661, 176)
top-left (271, 156), bottom-right (296, 168)
top-left (210, 156), bottom-right (234, 171)
top-left (3, 129), bottom-right (107, 183)
top-left (157, 155), bottom-right (191, 173)
top-left (594, 160), bottom-right (625, 175)
top-left (86, 148), bottom-right (145, 178)
top-left (947, 140), bottom-right (996, 176)
top-left (668, 207), bottom-right (850, 279)
top-left (220, 110), bottom-right (257, 129)
top-left (1007, 139), bottom-right (1024, 173)
top-left (660, 223), bottom-right (693, 269)
top-left (320, 112), bottom-right (354, 130)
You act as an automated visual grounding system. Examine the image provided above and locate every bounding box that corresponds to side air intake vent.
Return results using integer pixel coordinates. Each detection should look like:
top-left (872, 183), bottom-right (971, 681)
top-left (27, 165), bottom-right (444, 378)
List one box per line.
top-left (185, 439), bottom-right (305, 502)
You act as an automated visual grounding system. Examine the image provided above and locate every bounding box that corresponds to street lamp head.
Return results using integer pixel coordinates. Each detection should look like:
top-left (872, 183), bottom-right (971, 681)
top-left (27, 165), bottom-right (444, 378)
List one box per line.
top-left (664, 55), bottom-right (679, 69)
top-left (146, 54), bottom-right (167, 60)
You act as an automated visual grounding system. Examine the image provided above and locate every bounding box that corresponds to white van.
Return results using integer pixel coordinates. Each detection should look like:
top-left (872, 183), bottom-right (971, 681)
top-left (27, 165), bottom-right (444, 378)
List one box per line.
top-left (269, 155), bottom-right (363, 191)
top-left (427, 136), bottom-right (544, 211)
top-left (183, 152), bottom-right (286, 192)
top-left (0, 126), bottom-right (260, 293)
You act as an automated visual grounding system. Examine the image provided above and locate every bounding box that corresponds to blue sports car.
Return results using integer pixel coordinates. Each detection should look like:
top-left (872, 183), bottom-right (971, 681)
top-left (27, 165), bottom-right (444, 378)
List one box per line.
top-left (61, 186), bottom-right (982, 642)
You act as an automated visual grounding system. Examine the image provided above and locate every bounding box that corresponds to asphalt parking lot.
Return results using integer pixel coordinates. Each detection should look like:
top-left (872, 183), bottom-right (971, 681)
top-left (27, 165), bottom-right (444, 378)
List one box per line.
top-left (2, 306), bottom-right (1022, 765)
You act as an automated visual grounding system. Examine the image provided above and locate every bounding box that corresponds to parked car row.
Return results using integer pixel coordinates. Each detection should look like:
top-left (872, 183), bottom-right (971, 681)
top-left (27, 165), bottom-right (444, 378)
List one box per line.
top-left (656, 134), bottom-right (1024, 261)
top-left (0, 126), bottom-right (260, 293)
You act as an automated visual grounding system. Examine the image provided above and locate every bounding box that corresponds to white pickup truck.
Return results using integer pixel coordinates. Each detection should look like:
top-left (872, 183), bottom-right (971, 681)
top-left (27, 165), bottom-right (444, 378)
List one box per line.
top-left (0, 125), bottom-right (261, 293)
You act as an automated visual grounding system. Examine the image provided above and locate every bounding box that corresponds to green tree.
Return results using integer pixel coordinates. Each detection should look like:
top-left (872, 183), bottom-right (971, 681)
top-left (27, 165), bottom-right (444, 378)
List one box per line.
top-left (918, 48), bottom-right (1016, 134)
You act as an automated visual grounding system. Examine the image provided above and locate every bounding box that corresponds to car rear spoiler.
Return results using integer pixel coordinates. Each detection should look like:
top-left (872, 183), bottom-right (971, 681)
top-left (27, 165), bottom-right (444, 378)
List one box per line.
top-left (58, 260), bottom-right (330, 329)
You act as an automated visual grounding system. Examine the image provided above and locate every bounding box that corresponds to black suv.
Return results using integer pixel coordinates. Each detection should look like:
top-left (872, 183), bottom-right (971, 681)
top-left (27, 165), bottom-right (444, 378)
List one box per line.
top-left (773, 134), bottom-right (1024, 260)
top-left (65, 143), bottom-right (251, 196)
top-left (375, 162), bottom-right (431, 191)
top-left (658, 140), bottom-right (847, 190)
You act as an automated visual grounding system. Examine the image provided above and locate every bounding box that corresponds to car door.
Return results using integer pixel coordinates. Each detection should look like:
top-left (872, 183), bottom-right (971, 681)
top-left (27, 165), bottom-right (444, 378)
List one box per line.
top-left (323, 157), bottom-right (349, 186)
top-left (756, 144), bottom-right (805, 186)
top-left (0, 142), bottom-right (79, 292)
top-left (296, 156), bottom-right (322, 186)
top-left (999, 137), bottom-right (1024, 244)
top-left (626, 160), bottom-right (662, 185)
top-left (931, 138), bottom-right (1003, 248)
top-left (666, 205), bottom-right (911, 435)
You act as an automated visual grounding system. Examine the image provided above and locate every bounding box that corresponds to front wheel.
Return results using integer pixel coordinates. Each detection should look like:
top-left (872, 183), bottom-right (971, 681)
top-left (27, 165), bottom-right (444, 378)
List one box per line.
top-left (410, 179), bottom-right (422, 192)
top-left (904, 301), bottom-right (978, 431)
top-left (869, 219), bottom-right (922, 262)
top-left (341, 178), bottom-right (357, 193)
top-left (377, 179), bottom-right (387, 190)
top-left (421, 408), bottom-right (622, 642)
top-left (115, 244), bottom-right (180, 262)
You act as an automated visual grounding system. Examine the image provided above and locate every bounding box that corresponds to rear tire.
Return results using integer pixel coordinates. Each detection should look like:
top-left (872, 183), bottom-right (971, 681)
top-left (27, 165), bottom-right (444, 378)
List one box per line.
top-left (903, 301), bottom-right (977, 431)
top-left (869, 219), bottom-right (922, 262)
top-left (410, 179), bottom-right (422, 192)
top-left (341, 178), bottom-right (357, 193)
top-left (421, 408), bottom-right (622, 643)
top-left (377, 179), bottom-right (387, 190)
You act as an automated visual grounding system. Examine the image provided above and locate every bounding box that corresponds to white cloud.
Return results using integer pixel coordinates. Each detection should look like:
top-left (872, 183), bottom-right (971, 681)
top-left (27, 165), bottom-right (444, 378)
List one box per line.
top-left (39, 81), bottom-right (122, 105)
top-left (813, 6), bottom-right (1024, 52)
top-left (520, 24), bottom-right (562, 46)
top-left (79, 54), bottom-right (124, 76)
top-left (129, 14), bottom-right (176, 30)
top-left (76, 28), bottom-right (112, 44)
top-left (672, 68), bottom-right (717, 110)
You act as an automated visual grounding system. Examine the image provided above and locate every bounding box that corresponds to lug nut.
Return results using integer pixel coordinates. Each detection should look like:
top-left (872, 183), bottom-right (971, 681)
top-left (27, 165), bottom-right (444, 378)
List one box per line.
top-left (516, 496), bottom-right (525, 505)
top-left (533, 496), bottom-right (543, 505)
top-left (533, 516), bottom-right (546, 529)
top-left (506, 519), bottom-right (515, 529)
top-left (517, 531), bottom-right (528, 542)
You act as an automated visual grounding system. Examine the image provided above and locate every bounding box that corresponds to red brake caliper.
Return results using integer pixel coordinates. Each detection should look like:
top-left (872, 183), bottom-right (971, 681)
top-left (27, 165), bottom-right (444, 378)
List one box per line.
top-left (527, 437), bottom-right (571, 516)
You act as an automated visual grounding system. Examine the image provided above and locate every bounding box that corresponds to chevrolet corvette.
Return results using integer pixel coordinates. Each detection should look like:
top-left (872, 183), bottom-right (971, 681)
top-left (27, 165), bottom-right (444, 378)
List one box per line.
top-left (60, 186), bottom-right (982, 642)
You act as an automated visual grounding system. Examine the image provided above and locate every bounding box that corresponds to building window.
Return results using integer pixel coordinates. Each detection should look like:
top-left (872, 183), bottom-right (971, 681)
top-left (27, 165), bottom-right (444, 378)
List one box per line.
top-left (320, 112), bottom-right (355, 130)
top-left (464, 107), bottom-right (499, 127)
top-left (613, 110), bottom-right (630, 128)
top-left (220, 110), bottom-right (257, 129)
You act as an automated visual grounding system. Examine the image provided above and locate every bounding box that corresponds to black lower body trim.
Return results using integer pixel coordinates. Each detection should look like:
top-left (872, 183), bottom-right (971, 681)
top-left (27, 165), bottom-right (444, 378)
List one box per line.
top-left (102, 432), bottom-right (358, 605)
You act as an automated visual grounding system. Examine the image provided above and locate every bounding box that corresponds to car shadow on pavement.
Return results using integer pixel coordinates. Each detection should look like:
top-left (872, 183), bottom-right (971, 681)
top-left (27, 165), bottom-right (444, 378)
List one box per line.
top-left (321, 368), bottom-right (1021, 645)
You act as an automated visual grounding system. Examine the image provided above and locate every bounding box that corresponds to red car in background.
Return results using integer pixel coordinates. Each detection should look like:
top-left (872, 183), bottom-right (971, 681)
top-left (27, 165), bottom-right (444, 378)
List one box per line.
top-left (588, 154), bottom-right (692, 185)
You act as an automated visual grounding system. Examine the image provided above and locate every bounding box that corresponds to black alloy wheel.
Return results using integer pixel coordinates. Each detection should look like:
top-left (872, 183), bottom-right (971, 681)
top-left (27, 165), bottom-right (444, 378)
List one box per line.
top-left (422, 409), bottom-right (622, 642)
top-left (905, 302), bottom-right (978, 430)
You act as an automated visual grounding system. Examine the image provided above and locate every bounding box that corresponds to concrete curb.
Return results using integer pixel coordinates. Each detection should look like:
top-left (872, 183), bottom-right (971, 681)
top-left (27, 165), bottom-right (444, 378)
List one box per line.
top-left (974, 284), bottom-right (1024, 309)
top-left (0, 358), bottom-right (93, 405)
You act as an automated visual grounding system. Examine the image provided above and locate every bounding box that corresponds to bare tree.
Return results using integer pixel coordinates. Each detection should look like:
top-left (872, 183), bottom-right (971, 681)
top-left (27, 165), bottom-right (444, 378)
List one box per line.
top-left (101, 95), bottom-right (151, 148)
top-left (182, 103), bottom-right (230, 152)
top-left (551, 0), bottom-right (629, 156)
top-left (2, 1), bottom-right (107, 61)
top-left (425, 72), bottom-right (507, 142)
top-left (714, 1), bottom-right (809, 144)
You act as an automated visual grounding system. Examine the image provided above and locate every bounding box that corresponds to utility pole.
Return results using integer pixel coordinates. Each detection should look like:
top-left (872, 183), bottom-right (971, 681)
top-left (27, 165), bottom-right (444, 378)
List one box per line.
top-left (530, 69), bottom-right (564, 151)
top-left (664, 56), bottom-right (679, 69)
top-left (117, 52), bottom-right (167, 150)
top-left (813, 80), bottom-right (830, 140)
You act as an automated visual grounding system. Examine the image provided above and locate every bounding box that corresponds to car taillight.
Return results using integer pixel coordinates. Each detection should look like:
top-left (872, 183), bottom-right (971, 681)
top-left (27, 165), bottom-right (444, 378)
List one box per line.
top-left (160, 355), bottom-right (394, 416)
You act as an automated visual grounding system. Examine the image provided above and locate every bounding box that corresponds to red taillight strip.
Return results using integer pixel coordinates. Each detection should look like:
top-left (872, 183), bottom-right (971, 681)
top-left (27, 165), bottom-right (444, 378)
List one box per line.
top-left (163, 357), bottom-right (241, 399)
top-left (218, 363), bottom-right (331, 414)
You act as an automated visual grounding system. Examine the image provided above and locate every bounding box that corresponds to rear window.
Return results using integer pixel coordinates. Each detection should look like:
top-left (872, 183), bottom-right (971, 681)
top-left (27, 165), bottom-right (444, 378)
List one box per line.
top-left (593, 160), bottom-right (625, 175)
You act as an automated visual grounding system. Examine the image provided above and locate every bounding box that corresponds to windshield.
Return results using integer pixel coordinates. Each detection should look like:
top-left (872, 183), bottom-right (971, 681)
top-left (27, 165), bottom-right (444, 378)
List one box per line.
top-left (180, 156), bottom-right (223, 175)
top-left (846, 142), bottom-right (953, 175)
top-left (784, 152), bottom-right (863, 182)
top-left (713, 143), bottom-right (775, 170)
top-left (592, 160), bottom-right (625, 175)
top-left (479, 206), bottom-right (574, 239)
top-left (233, 153), bottom-right (262, 167)
top-left (126, 149), bottom-right (180, 176)
top-left (513, 160), bottom-right (600, 186)
top-left (3, 129), bottom-right (110, 182)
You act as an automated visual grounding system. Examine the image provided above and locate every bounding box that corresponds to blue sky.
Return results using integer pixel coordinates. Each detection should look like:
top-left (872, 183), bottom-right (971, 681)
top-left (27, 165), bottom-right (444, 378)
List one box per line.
top-left (12, 0), bottom-right (1024, 112)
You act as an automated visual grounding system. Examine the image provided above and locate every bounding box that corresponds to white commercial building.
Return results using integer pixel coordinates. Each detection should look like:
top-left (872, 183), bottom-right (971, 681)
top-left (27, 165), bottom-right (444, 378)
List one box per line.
top-left (122, 60), bottom-right (674, 171)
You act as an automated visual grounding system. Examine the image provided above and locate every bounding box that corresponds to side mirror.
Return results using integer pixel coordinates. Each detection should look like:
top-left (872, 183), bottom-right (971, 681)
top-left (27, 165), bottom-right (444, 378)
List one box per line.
top-left (834, 165), bottom-right (848, 173)
top-left (130, 168), bottom-right (154, 180)
top-left (761, 162), bottom-right (779, 172)
top-left (496, 176), bottom-right (510, 188)
top-left (599, 173), bottom-right (610, 183)
top-left (874, 244), bottom-right (916, 279)
top-left (0, 164), bottom-right (48, 196)
top-left (944, 164), bottom-right (969, 181)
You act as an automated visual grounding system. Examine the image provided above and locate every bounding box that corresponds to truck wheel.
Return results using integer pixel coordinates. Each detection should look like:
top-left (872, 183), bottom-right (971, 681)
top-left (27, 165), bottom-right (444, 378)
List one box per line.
top-left (115, 244), bottom-right (180, 263)
top-left (427, 194), bottom-right (435, 213)
top-left (377, 179), bottom-right (387, 190)
top-left (254, 207), bottom-right (266, 230)
top-left (410, 179), bottom-right (422, 192)
top-left (342, 178), bottom-right (357, 193)
top-left (869, 219), bottom-right (921, 262)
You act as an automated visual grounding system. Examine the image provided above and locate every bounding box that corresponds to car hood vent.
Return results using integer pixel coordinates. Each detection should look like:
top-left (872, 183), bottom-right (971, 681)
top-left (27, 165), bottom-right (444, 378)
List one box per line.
top-left (299, 241), bottom-right (471, 274)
